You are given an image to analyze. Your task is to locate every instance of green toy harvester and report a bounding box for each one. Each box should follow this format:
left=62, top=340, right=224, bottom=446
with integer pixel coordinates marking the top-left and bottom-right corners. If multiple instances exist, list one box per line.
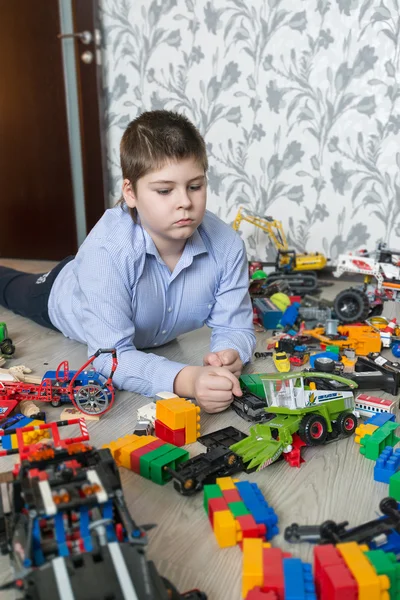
left=0, top=322, right=15, bottom=358
left=231, top=372, right=358, bottom=470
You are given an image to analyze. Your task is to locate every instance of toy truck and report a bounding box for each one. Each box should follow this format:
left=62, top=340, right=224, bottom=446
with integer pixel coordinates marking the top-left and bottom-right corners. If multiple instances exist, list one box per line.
left=231, top=372, right=358, bottom=470
left=333, top=242, right=400, bottom=322
left=0, top=322, right=15, bottom=358
left=0, top=420, right=207, bottom=600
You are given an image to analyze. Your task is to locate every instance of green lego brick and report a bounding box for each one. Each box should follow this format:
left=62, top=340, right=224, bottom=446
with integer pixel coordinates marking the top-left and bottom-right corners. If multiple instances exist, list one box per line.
left=139, top=443, right=176, bottom=479
left=228, top=501, right=250, bottom=518
left=389, top=471, right=400, bottom=504
left=203, top=484, right=223, bottom=514
left=325, top=345, right=340, bottom=354
left=365, top=550, right=400, bottom=600
left=148, top=447, right=189, bottom=485
left=360, top=421, right=400, bottom=460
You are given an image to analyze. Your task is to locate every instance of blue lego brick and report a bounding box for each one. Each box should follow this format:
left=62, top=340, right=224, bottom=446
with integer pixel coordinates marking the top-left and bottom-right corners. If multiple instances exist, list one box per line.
left=283, top=558, right=316, bottom=600
left=32, top=517, right=45, bottom=567
left=54, top=512, right=69, bottom=557
left=374, top=446, right=400, bottom=483
left=1, top=415, right=34, bottom=450
left=365, top=412, right=396, bottom=427
left=234, top=481, right=279, bottom=540
left=102, top=499, right=117, bottom=542
left=80, top=505, right=93, bottom=552
left=369, top=528, right=400, bottom=553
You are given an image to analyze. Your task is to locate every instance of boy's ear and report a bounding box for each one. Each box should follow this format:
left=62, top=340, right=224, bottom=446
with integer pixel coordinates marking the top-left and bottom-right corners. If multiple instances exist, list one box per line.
left=122, top=179, right=136, bottom=208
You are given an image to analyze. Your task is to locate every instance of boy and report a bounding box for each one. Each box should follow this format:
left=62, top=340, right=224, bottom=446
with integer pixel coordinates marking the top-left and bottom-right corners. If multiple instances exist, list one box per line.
left=0, top=110, right=255, bottom=413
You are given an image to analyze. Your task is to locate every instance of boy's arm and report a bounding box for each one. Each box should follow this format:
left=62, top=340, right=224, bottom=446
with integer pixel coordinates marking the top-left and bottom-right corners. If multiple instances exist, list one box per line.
left=75, top=244, right=187, bottom=397
left=205, top=236, right=256, bottom=363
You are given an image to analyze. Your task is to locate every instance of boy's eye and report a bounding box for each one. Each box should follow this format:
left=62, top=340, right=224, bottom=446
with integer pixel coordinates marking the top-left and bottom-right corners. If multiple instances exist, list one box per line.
left=189, top=184, right=202, bottom=191
left=156, top=189, right=171, bottom=195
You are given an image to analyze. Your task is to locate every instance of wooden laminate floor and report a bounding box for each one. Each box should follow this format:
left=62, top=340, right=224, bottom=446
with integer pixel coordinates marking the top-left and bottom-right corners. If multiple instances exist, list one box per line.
left=0, top=259, right=399, bottom=600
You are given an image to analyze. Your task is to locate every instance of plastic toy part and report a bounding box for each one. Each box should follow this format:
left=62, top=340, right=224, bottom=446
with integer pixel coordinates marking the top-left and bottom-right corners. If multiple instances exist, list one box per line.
left=0, top=322, right=15, bottom=358
left=204, top=477, right=278, bottom=549
left=155, top=398, right=201, bottom=446
left=359, top=421, right=400, bottom=460
left=392, top=343, right=400, bottom=358
left=104, top=434, right=189, bottom=485
left=197, top=426, right=248, bottom=450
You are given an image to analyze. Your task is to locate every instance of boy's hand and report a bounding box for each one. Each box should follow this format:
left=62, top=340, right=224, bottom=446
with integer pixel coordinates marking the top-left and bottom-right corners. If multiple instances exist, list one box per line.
left=203, top=349, right=243, bottom=378
left=173, top=365, right=242, bottom=414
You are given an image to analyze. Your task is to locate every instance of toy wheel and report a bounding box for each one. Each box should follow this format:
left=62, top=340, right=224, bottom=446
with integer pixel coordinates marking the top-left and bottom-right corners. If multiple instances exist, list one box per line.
left=379, top=497, right=398, bottom=515
left=314, top=357, right=335, bottom=373
left=298, top=414, right=328, bottom=446
left=224, top=453, right=239, bottom=467
left=0, top=338, right=15, bottom=356
left=333, top=288, right=370, bottom=323
left=369, top=303, right=384, bottom=317
left=51, top=399, right=61, bottom=408
left=74, top=384, right=109, bottom=415
left=336, top=412, right=357, bottom=436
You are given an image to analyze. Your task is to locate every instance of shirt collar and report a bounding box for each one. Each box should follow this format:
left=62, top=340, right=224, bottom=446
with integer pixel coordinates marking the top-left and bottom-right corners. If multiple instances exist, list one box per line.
left=142, top=225, right=208, bottom=260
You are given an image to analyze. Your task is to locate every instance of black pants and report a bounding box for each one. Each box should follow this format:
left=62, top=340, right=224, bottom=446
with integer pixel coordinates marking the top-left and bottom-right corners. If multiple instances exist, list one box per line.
left=0, top=256, right=74, bottom=330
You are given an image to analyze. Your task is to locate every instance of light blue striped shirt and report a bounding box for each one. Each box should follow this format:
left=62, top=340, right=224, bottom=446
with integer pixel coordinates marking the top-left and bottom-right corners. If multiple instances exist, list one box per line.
left=48, top=206, right=256, bottom=397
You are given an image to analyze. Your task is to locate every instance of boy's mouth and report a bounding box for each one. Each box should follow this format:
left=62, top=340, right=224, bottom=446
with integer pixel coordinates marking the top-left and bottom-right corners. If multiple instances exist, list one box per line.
left=174, top=218, right=193, bottom=226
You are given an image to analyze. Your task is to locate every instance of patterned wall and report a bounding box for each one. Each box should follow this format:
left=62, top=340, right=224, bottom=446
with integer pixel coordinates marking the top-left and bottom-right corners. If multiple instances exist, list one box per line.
left=100, top=0, right=400, bottom=263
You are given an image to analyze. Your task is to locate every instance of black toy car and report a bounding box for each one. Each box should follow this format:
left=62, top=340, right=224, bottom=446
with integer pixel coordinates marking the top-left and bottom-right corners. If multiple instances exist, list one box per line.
left=231, top=391, right=272, bottom=423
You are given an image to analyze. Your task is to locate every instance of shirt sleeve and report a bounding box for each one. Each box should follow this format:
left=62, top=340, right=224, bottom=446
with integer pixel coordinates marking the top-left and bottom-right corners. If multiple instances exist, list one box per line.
left=206, top=235, right=256, bottom=363
left=75, top=244, right=187, bottom=397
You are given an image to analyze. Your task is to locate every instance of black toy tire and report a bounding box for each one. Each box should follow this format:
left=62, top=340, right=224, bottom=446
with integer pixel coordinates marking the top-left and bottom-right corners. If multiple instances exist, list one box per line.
left=298, top=414, right=328, bottom=446
left=336, top=412, right=357, bottom=436
left=369, top=304, right=384, bottom=317
left=379, top=496, right=398, bottom=515
left=314, top=357, right=335, bottom=373
left=0, top=339, right=15, bottom=356
left=333, top=288, right=370, bottom=323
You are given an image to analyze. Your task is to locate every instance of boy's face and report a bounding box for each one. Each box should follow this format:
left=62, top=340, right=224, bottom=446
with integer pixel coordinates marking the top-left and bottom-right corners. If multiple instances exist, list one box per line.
left=123, top=157, right=207, bottom=250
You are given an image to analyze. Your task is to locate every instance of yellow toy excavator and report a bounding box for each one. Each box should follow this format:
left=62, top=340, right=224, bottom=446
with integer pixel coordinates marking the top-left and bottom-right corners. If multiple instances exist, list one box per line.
left=233, top=206, right=327, bottom=272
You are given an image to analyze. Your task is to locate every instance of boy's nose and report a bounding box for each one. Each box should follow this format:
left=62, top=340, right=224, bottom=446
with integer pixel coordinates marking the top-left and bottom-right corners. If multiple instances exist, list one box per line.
left=178, top=191, right=192, bottom=208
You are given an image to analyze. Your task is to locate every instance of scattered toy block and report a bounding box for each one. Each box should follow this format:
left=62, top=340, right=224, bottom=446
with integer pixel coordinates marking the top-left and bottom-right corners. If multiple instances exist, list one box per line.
left=360, top=422, right=400, bottom=460
left=283, top=557, right=316, bottom=600
left=374, top=447, right=400, bottom=484
left=337, top=541, right=390, bottom=600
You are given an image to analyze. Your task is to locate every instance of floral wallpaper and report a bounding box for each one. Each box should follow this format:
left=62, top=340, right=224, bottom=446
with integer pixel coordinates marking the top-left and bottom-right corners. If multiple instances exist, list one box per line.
left=100, top=0, right=400, bottom=262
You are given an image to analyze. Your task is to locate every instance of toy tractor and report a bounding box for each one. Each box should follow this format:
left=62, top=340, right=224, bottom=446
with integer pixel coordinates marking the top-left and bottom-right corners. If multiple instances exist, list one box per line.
left=0, top=322, right=15, bottom=358
left=231, top=372, right=358, bottom=470
left=333, top=243, right=400, bottom=323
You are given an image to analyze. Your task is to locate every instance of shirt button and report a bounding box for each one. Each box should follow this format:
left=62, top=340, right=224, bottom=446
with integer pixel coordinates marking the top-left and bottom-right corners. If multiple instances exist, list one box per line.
left=162, top=330, right=167, bottom=334
left=168, top=307, right=172, bottom=312
left=154, top=343, right=158, bottom=346
left=208, top=303, right=212, bottom=308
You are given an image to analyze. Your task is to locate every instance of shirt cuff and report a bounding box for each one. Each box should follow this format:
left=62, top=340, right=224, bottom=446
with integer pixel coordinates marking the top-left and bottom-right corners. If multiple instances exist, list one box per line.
left=148, top=360, right=188, bottom=397
left=210, top=333, right=255, bottom=365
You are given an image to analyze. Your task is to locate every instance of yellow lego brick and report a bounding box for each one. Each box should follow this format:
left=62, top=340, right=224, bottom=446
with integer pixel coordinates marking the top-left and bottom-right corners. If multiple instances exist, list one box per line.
left=7, top=421, right=51, bottom=448
left=337, top=542, right=390, bottom=600
left=104, top=434, right=158, bottom=468
left=185, top=405, right=201, bottom=444
left=242, top=538, right=264, bottom=598
left=213, top=510, right=238, bottom=548
left=156, top=398, right=196, bottom=430
left=355, top=423, right=379, bottom=444
left=216, top=476, right=237, bottom=490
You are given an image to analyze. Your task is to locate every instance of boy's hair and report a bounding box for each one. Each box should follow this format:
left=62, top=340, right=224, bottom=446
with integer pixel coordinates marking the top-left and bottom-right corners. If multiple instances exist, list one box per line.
left=119, top=110, right=208, bottom=220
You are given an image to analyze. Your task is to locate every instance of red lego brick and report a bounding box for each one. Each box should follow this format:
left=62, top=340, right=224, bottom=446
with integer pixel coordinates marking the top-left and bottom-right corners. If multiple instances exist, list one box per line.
left=222, top=488, right=242, bottom=504
left=130, top=439, right=165, bottom=473
left=155, top=420, right=186, bottom=446
left=314, top=545, right=357, bottom=600
left=237, top=514, right=266, bottom=539
left=261, top=547, right=290, bottom=598
left=283, top=434, right=306, bottom=468
left=208, top=497, right=230, bottom=526
left=246, top=589, right=278, bottom=599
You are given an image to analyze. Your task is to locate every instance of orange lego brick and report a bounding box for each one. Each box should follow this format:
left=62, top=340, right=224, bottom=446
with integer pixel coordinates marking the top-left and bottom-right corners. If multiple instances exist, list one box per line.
left=213, top=510, right=239, bottom=548
left=337, top=542, right=390, bottom=600
left=242, top=538, right=266, bottom=598
left=104, top=434, right=158, bottom=468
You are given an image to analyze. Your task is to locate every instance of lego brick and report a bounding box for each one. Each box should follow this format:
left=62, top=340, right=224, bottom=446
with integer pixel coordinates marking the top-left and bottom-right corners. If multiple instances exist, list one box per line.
left=203, top=484, right=224, bottom=513
left=2, top=419, right=50, bottom=450
left=360, top=421, right=400, bottom=460
left=156, top=397, right=195, bottom=430
left=253, top=298, right=283, bottom=330
left=242, top=538, right=264, bottom=598
left=235, top=481, right=279, bottom=541
left=374, top=446, right=400, bottom=483
left=262, top=547, right=288, bottom=597
left=208, top=497, right=230, bottom=526
left=184, top=404, right=201, bottom=444
left=129, top=439, right=165, bottom=474
left=148, top=446, right=189, bottom=485
left=337, top=541, right=390, bottom=600
left=216, top=476, right=238, bottom=490
left=105, top=434, right=158, bottom=468
left=139, top=443, right=176, bottom=478
left=314, top=545, right=357, bottom=600
left=389, top=471, right=400, bottom=501
left=237, top=514, right=266, bottom=540
left=154, top=420, right=186, bottom=446
left=213, top=509, right=238, bottom=548
left=222, top=488, right=242, bottom=504
left=354, top=423, right=379, bottom=444
left=228, top=501, right=251, bottom=518
left=245, top=591, right=278, bottom=600
left=365, top=550, right=400, bottom=600
left=365, top=412, right=396, bottom=427
left=283, top=558, right=316, bottom=600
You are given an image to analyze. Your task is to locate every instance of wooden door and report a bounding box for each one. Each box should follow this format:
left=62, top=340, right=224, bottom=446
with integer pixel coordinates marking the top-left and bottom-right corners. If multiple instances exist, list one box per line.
left=0, top=0, right=107, bottom=260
